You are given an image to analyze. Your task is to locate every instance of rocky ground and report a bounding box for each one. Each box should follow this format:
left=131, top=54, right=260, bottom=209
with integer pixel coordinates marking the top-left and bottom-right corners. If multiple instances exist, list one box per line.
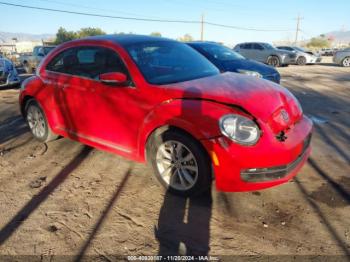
left=0, top=57, right=349, bottom=261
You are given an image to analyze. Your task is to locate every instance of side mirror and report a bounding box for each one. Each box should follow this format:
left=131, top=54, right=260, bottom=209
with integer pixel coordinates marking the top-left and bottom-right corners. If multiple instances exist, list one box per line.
left=38, top=53, right=45, bottom=57
left=99, top=72, right=128, bottom=86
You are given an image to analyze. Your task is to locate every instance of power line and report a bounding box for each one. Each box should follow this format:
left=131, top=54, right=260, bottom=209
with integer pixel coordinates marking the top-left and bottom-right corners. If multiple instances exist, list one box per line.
left=206, top=21, right=291, bottom=32
left=33, top=0, right=166, bottom=19
left=0, top=1, right=199, bottom=24
left=0, top=1, right=293, bottom=32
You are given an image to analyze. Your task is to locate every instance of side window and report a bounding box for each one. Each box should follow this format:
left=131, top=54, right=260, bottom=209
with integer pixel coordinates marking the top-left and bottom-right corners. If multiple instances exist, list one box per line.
left=244, top=43, right=252, bottom=50
left=46, top=46, right=128, bottom=79
left=46, top=48, right=76, bottom=74
left=253, top=44, right=264, bottom=50
left=33, top=47, right=39, bottom=56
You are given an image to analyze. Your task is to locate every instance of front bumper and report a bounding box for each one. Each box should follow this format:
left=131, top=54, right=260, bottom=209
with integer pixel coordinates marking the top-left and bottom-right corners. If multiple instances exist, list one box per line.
left=201, top=115, right=313, bottom=192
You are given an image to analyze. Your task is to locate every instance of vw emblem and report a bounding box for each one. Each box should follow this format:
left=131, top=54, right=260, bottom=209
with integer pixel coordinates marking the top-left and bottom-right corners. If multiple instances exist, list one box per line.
left=280, top=109, right=290, bottom=122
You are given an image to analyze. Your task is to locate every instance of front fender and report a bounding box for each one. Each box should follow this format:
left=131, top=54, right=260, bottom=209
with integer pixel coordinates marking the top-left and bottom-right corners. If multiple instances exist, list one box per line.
left=136, top=98, right=244, bottom=161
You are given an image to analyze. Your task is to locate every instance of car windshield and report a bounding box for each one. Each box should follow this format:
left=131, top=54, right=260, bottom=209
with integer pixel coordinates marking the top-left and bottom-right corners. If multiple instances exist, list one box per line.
left=261, top=43, right=276, bottom=50
left=126, top=41, right=219, bottom=85
left=197, top=43, right=245, bottom=61
left=43, top=47, right=55, bottom=55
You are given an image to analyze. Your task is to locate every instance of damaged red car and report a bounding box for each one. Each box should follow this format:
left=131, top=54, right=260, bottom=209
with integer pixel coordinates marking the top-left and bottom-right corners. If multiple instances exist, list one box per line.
left=19, top=35, right=313, bottom=196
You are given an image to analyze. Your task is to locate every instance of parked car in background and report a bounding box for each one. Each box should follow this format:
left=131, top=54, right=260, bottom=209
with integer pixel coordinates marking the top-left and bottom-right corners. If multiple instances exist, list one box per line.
left=320, top=48, right=336, bottom=56
left=187, top=41, right=280, bottom=83
left=20, top=35, right=312, bottom=196
left=333, top=48, right=350, bottom=67
left=234, top=42, right=297, bottom=67
left=20, top=45, right=56, bottom=73
left=0, top=57, right=20, bottom=88
left=1, top=51, right=21, bottom=66
left=277, top=46, right=322, bottom=65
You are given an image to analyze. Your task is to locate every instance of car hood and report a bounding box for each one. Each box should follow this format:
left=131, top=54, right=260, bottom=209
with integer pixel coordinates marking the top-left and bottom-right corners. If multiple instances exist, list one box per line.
left=164, top=72, right=302, bottom=133
left=221, top=59, right=278, bottom=76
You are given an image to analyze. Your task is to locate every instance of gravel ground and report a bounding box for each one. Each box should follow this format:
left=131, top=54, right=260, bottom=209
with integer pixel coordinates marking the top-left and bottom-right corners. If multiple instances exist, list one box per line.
left=0, top=58, right=349, bottom=260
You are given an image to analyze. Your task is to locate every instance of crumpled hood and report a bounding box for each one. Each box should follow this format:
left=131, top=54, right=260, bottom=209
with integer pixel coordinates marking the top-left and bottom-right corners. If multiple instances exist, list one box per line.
left=164, top=72, right=302, bottom=133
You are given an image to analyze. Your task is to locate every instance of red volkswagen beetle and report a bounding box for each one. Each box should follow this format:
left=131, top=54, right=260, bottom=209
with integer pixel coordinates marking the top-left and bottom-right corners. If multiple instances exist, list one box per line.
left=19, top=35, right=312, bottom=196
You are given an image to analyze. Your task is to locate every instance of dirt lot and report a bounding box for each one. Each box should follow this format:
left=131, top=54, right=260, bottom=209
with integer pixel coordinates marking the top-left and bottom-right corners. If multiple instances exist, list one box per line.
left=0, top=58, right=349, bottom=260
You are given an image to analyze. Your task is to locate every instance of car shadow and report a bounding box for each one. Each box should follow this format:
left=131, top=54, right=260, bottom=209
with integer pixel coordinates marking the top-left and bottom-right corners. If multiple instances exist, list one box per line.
left=75, top=167, right=133, bottom=261
left=0, top=115, right=29, bottom=146
left=155, top=190, right=212, bottom=256
left=155, top=86, right=215, bottom=256
left=0, top=146, right=92, bottom=245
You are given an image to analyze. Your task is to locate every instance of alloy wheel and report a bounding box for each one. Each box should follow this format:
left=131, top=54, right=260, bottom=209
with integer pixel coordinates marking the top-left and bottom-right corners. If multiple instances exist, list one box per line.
left=26, top=105, right=46, bottom=138
left=342, top=57, right=350, bottom=67
left=156, top=140, right=199, bottom=191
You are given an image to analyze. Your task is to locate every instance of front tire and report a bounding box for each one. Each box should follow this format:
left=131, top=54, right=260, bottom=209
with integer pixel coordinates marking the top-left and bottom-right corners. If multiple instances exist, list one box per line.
left=342, top=57, right=350, bottom=67
left=297, top=56, right=307, bottom=65
left=147, top=129, right=212, bottom=197
left=25, top=99, right=58, bottom=143
left=267, top=56, right=280, bottom=67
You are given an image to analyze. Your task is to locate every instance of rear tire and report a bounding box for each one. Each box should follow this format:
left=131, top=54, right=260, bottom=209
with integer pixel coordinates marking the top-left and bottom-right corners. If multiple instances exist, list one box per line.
left=267, top=56, right=280, bottom=67
left=297, top=56, right=307, bottom=65
left=25, top=99, right=58, bottom=143
left=342, top=57, right=350, bottom=67
left=147, top=128, right=212, bottom=197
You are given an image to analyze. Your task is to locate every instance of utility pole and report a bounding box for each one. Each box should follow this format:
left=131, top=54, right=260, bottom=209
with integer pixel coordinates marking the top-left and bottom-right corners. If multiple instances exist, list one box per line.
left=200, top=13, right=204, bottom=41
left=294, top=14, right=303, bottom=45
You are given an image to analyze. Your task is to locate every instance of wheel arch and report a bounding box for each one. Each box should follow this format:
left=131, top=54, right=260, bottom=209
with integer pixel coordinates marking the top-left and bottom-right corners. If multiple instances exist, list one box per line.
left=20, top=95, right=34, bottom=116
left=144, top=124, right=211, bottom=163
left=136, top=99, right=235, bottom=162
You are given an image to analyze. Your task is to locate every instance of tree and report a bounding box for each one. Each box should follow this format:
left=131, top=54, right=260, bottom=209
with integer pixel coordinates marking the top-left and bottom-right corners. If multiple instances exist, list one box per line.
left=177, top=33, right=194, bottom=42
left=77, top=27, right=106, bottom=38
left=150, top=32, right=162, bottom=37
left=306, top=37, right=331, bottom=49
left=54, top=27, right=77, bottom=44
left=54, top=27, right=106, bottom=44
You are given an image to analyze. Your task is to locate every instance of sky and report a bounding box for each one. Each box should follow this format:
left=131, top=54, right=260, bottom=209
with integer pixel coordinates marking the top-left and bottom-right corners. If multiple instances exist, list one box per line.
left=0, top=0, right=349, bottom=46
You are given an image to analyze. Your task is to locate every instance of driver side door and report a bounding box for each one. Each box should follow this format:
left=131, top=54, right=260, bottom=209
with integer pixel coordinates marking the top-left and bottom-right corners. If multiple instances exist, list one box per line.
left=45, top=45, right=142, bottom=156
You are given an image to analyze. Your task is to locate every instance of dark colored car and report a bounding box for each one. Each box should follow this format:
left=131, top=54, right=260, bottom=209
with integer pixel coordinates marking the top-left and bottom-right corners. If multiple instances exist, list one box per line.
left=188, top=42, right=280, bottom=84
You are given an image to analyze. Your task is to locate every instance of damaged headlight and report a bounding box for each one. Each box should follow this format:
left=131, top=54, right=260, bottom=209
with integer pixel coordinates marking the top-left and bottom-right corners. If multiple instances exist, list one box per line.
left=219, top=114, right=260, bottom=145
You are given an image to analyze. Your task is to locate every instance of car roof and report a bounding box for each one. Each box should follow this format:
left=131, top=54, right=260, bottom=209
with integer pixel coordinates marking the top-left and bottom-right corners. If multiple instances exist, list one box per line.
left=238, top=42, right=268, bottom=45
left=186, top=41, right=221, bottom=45
left=84, top=34, right=175, bottom=46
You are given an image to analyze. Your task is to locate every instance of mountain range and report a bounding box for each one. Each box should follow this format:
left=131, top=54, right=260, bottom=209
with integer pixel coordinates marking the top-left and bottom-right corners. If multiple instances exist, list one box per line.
left=1, top=29, right=350, bottom=44
left=0, top=31, right=54, bottom=42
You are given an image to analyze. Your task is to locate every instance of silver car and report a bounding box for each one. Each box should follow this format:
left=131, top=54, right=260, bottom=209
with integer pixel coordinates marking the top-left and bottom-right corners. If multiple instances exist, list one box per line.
left=0, top=57, right=20, bottom=88
left=234, top=42, right=297, bottom=67
left=277, top=46, right=322, bottom=65
left=333, top=48, right=350, bottom=67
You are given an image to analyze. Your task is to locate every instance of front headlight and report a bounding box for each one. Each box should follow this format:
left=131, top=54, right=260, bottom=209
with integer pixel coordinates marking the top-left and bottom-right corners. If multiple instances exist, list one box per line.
left=219, top=114, right=260, bottom=145
left=237, top=69, right=262, bottom=78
